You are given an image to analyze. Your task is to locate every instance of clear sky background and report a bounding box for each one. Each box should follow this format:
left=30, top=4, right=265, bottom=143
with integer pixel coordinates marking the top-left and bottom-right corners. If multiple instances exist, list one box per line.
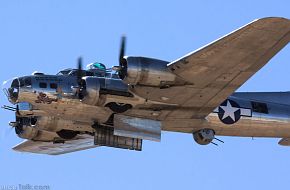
left=0, top=1, right=290, bottom=189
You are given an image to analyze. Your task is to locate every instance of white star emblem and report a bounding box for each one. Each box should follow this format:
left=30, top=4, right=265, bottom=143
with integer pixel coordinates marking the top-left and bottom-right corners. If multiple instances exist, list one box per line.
left=219, top=100, right=240, bottom=121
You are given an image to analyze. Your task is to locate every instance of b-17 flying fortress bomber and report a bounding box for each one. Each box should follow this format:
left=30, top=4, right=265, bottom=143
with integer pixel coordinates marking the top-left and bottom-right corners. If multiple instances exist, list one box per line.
left=2, top=17, right=290, bottom=155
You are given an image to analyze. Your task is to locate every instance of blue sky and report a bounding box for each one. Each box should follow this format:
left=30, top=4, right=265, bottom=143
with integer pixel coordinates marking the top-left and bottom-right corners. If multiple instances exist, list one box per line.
left=0, top=1, right=290, bottom=189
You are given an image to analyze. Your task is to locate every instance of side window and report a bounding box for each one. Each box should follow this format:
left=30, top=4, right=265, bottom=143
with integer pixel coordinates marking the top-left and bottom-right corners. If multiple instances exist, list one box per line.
left=39, top=82, right=47, bottom=88
left=251, top=101, right=269, bottom=114
left=50, top=83, right=58, bottom=89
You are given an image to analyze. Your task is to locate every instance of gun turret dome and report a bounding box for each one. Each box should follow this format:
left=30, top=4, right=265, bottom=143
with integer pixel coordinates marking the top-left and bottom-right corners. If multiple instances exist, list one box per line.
left=86, top=62, right=106, bottom=71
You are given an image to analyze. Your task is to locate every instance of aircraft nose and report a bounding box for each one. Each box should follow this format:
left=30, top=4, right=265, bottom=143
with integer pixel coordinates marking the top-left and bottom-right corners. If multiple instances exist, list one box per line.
left=2, top=78, right=20, bottom=104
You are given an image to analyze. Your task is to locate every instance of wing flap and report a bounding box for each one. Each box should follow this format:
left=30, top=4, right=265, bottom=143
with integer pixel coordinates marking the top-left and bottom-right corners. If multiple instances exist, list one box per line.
left=13, top=134, right=98, bottom=155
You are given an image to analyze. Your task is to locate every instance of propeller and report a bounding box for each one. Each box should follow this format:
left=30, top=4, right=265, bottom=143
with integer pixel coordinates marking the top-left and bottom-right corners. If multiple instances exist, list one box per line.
left=77, top=57, right=83, bottom=85
left=113, top=36, right=128, bottom=79
left=76, top=36, right=128, bottom=98
left=76, top=57, right=85, bottom=99
left=119, top=36, right=126, bottom=66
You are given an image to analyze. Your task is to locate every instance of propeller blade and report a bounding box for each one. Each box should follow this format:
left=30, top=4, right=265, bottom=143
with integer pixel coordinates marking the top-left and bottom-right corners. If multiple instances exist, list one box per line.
left=117, top=36, right=128, bottom=79
left=77, top=57, right=83, bottom=84
left=16, top=104, right=20, bottom=115
left=76, top=57, right=85, bottom=99
left=119, top=36, right=126, bottom=67
left=78, top=57, right=82, bottom=70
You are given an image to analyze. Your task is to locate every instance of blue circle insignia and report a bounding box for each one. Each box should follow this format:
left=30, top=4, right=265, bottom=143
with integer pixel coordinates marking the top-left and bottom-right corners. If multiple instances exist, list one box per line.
left=218, top=99, right=241, bottom=125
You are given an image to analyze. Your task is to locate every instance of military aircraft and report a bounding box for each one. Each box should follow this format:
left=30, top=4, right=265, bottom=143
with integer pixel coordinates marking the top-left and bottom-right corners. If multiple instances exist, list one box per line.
left=2, top=17, right=290, bottom=155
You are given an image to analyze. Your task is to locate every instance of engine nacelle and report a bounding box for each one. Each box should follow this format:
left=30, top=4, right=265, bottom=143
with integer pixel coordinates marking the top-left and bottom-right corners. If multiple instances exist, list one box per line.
left=14, top=117, right=38, bottom=140
left=81, top=76, right=101, bottom=105
left=15, top=125, right=39, bottom=140
left=120, top=56, right=177, bottom=87
left=14, top=116, right=59, bottom=141
left=193, top=129, right=215, bottom=145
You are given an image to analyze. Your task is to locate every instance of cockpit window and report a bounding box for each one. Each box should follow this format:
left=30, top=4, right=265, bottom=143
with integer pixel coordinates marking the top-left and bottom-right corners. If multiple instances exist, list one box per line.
left=69, top=70, right=81, bottom=76
left=56, top=62, right=121, bottom=78
left=57, top=69, right=72, bottom=75
left=15, top=77, right=32, bottom=87
left=68, top=70, right=95, bottom=76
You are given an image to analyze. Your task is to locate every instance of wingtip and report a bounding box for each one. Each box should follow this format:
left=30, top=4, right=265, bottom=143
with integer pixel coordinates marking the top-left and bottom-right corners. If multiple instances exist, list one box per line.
left=255, top=17, right=290, bottom=23
left=250, top=17, right=290, bottom=37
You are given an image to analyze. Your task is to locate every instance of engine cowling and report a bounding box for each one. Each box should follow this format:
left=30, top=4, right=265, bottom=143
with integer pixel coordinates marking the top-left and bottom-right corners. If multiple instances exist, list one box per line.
left=81, top=76, right=101, bottom=105
left=119, top=56, right=177, bottom=87
left=14, top=117, right=38, bottom=139
left=193, top=129, right=215, bottom=145
left=15, top=125, right=39, bottom=140
left=14, top=116, right=59, bottom=141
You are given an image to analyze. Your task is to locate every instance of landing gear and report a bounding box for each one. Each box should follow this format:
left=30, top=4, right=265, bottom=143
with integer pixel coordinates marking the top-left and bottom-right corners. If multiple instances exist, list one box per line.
left=193, top=129, right=224, bottom=146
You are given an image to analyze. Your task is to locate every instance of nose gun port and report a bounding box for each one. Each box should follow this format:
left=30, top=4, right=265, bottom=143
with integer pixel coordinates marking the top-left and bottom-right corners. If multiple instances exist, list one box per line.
left=2, top=78, right=20, bottom=104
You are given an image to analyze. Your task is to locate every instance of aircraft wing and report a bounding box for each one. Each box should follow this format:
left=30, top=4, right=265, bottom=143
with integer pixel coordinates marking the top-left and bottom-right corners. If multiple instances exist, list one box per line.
left=165, top=17, right=290, bottom=119
left=12, top=134, right=98, bottom=155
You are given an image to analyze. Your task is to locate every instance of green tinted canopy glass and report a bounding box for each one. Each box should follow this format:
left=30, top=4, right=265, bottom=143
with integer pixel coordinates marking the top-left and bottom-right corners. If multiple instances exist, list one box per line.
left=93, top=63, right=106, bottom=70
left=87, top=62, right=106, bottom=70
